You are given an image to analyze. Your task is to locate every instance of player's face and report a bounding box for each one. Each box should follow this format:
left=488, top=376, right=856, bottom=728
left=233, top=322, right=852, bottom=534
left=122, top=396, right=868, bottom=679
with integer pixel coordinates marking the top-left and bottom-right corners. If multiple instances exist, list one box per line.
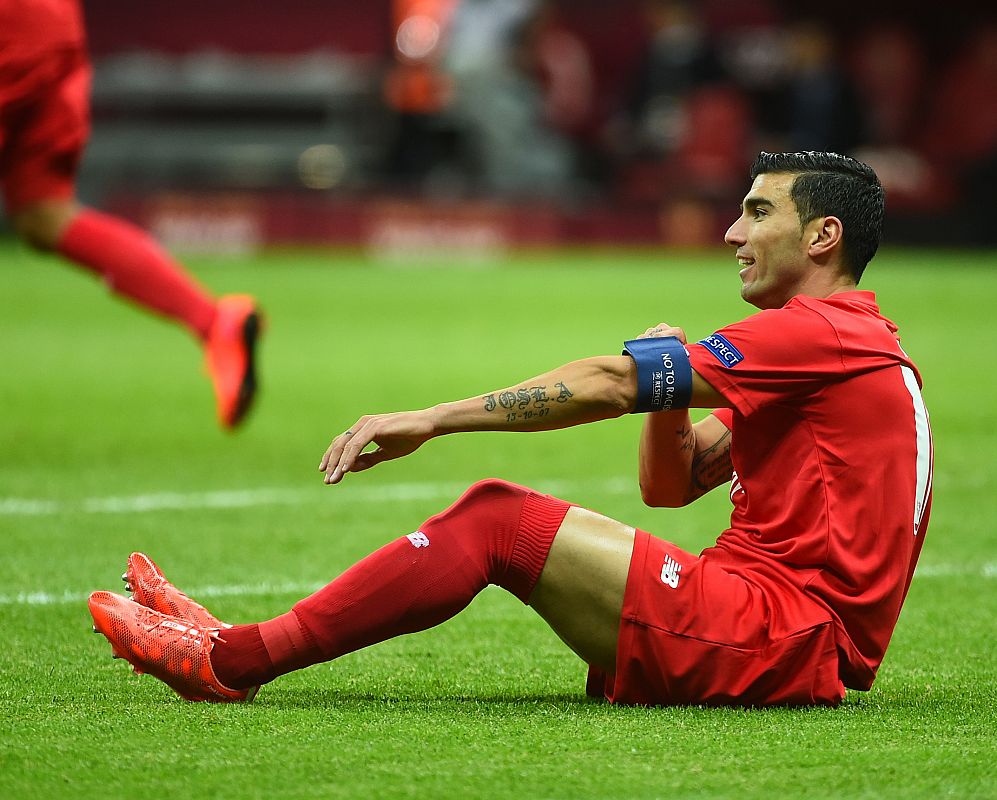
left=724, top=173, right=811, bottom=309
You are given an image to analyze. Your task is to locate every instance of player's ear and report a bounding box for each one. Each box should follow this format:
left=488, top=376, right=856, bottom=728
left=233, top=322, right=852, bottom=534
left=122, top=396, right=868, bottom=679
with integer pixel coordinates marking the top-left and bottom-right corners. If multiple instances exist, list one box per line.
left=807, top=215, right=843, bottom=260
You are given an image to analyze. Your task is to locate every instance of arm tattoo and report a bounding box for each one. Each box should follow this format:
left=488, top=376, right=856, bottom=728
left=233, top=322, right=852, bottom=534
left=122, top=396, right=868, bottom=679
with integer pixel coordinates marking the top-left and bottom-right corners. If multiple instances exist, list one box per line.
left=676, top=423, right=695, bottom=454
left=483, top=383, right=573, bottom=421
left=686, top=429, right=733, bottom=502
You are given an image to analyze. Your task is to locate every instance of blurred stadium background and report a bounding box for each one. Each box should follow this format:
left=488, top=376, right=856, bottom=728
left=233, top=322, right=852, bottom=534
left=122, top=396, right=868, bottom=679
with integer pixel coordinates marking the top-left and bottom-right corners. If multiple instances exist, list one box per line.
left=12, top=0, right=994, bottom=258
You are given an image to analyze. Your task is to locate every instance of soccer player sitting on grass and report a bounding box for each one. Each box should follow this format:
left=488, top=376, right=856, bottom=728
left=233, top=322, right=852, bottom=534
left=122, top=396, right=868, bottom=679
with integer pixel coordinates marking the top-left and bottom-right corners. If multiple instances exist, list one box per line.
left=89, top=151, right=933, bottom=706
left=0, top=0, right=261, bottom=428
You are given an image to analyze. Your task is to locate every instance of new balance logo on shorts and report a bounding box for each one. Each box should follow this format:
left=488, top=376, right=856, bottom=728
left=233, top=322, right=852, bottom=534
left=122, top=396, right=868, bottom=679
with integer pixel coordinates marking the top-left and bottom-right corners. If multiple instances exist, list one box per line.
left=730, top=469, right=745, bottom=501
left=660, top=555, right=682, bottom=589
left=406, top=531, right=430, bottom=548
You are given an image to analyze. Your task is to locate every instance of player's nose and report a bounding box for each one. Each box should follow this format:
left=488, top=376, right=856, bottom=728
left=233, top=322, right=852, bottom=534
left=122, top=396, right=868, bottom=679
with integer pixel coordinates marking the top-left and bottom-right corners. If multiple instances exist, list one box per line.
left=724, top=217, right=746, bottom=248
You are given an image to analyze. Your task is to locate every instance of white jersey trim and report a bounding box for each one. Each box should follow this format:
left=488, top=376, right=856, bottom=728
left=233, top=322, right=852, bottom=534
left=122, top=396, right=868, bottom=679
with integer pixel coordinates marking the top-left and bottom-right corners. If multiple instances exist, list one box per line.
left=900, top=365, right=932, bottom=536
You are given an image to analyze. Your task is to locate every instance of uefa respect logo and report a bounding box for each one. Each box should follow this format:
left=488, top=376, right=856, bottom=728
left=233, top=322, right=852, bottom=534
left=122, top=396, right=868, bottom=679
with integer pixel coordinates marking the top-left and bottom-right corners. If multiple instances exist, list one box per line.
left=698, top=333, right=744, bottom=368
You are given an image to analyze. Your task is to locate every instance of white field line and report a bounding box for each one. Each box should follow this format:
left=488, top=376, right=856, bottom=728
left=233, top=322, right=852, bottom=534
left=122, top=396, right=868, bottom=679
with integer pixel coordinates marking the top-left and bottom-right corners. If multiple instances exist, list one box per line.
left=0, top=477, right=637, bottom=518
left=1, top=581, right=326, bottom=608
left=0, top=563, right=993, bottom=608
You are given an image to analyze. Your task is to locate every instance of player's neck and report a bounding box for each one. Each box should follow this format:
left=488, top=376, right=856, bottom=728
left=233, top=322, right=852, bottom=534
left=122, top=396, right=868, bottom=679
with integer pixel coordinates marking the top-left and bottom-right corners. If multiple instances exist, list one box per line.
left=798, top=264, right=857, bottom=302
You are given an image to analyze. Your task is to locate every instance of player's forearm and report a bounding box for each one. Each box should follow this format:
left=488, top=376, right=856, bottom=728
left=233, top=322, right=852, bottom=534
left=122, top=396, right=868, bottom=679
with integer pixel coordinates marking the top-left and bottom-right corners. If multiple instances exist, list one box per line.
left=638, top=411, right=696, bottom=507
left=427, top=356, right=637, bottom=435
left=640, top=412, right=734, bottom=507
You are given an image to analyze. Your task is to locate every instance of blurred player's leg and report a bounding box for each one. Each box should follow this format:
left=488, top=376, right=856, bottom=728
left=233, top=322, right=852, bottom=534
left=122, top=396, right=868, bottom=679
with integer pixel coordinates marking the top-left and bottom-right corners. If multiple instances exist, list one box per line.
left=3, top=44, right=261, bottom=428
left=14, top=200, right=262, bottom=428
left=4, top=45, right=217, bottom=338
left=24, top=202, right=219, bottom=338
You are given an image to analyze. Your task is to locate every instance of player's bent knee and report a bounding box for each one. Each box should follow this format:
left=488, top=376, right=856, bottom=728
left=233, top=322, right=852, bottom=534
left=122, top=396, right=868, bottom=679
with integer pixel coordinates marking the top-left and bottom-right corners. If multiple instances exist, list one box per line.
left=12, top=215, right=57, bottom=251
left=444, top=478, right=530, bottom=516
left=459, top=478, right=530, bottom=506
left=421, top=479, right=531, bottom=539
left=11, top=202, right=79, bottom=251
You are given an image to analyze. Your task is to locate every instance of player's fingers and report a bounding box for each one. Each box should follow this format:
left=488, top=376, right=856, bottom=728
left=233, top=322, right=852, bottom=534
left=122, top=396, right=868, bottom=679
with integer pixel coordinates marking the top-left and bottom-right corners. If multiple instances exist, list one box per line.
left=327, top=438, right=393, bottom=484
left=319, top=441, right=337, bottom=471
left=326, top=425, right=377, bottom=484
left=637, top=323, right=687, bottom=344
left=322, top=421, right=370, bottom=483
left=319, top=427, right=356, bottom=471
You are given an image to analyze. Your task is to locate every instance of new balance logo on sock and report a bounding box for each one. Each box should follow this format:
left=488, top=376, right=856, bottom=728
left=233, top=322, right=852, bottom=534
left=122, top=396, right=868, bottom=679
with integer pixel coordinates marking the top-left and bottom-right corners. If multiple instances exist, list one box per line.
left=660, top=555, right=682, bottom=589
left=406, top=531, right=430, bottom=548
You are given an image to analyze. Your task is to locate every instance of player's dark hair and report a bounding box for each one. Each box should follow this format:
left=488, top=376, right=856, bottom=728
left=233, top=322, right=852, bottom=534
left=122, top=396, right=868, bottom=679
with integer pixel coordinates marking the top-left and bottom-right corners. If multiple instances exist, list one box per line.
left=750, top=151, right=885, bottom=282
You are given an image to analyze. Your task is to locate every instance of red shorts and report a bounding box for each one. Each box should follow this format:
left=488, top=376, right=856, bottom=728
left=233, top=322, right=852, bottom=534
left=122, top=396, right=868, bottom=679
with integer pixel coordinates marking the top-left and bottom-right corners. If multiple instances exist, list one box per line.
left=0, top=45, right=91, bottom=213
left=588, top=530, right=845, bottom=707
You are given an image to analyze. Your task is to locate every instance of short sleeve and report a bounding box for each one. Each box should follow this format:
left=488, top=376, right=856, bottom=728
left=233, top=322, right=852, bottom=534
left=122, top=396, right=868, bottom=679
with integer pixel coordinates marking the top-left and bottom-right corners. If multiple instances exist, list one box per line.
left=711, top=407, right=735, bottom=430
left=688, top=304, right=845, bottom=415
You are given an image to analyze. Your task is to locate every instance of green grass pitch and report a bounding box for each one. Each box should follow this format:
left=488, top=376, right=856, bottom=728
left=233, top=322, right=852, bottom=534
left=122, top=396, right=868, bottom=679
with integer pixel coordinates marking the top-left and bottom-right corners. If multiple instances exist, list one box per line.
left=1, top=240, right=995, bottom=799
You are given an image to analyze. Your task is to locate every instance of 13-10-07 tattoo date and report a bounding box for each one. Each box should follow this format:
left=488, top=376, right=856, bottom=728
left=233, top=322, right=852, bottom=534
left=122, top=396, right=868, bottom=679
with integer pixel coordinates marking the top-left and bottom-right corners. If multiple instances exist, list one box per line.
left=483, top=382, right=573, bottom=423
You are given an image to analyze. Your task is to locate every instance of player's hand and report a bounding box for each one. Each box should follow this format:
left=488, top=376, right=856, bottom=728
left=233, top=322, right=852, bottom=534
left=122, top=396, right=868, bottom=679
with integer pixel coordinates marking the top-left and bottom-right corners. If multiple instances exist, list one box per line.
left=319, top=410, right=437, bottom=485
left=636, top=323, right=687, bottom=343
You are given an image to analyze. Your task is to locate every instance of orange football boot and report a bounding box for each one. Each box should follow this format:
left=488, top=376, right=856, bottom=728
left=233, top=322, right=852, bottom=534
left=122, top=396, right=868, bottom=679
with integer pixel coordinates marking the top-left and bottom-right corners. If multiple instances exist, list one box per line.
left=123, top=552, right=229, bottom=630
left=88, top=591, right=258, bottom=703
left=205, top=294, right=261, bottom=429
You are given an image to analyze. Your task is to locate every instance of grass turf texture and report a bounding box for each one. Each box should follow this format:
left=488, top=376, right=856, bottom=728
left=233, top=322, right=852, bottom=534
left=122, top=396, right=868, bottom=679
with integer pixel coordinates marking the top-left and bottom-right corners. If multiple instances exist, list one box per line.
left=1, top=240, right=995, bottom=799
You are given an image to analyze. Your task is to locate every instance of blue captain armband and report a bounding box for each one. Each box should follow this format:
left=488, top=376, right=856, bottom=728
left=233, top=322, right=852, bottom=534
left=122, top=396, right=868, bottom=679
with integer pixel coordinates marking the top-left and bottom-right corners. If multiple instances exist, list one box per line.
left=622, top=336, right=693, bottom=413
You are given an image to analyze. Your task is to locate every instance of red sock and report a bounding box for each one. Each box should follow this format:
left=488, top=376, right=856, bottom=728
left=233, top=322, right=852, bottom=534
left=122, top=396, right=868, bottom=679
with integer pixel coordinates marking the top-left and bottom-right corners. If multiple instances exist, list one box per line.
left=57, top=208, right=217, bottom=339
left=212, top=612, right=320, bottom=690
left=210, top=480, right=571, bottom=689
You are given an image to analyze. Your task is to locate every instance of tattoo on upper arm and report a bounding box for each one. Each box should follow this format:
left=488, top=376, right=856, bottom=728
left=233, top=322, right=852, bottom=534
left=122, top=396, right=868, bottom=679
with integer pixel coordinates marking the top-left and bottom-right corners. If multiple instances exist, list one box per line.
left=483, top=382, right=573, bottom=423
left=686, top=429, right=733, bottom=502
left=677, top=424, right=695, bottom=453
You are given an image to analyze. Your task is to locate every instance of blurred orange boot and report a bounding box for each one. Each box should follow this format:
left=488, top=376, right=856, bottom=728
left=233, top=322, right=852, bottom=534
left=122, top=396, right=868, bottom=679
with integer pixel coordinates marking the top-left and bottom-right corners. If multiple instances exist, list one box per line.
left=205, top=294, right=261, bottom=429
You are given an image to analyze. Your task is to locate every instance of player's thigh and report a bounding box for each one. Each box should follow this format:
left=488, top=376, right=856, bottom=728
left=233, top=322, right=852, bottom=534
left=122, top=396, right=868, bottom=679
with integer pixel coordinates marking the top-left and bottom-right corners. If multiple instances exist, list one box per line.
left=528, top=505, right=635, bottom=673
left=1, top=48, right=90, bottom=220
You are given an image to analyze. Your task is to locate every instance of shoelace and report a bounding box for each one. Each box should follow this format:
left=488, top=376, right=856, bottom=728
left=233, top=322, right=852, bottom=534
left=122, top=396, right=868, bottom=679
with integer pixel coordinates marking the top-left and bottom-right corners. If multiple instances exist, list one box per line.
left=135, top=606, right=221, bottom=649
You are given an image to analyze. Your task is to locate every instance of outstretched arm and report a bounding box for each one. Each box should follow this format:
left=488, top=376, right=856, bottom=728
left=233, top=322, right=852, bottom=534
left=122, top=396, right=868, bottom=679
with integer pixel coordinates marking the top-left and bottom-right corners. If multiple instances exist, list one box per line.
left=320, top=355, right=636, bottom=484
left=320, top=349, right=726, bottom=484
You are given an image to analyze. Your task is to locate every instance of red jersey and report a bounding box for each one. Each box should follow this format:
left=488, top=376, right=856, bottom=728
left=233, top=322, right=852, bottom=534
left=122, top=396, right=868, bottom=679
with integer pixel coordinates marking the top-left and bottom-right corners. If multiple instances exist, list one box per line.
left=687, top=291, right=933, bottom=690
left=0, top=0, right=85, bottom=57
